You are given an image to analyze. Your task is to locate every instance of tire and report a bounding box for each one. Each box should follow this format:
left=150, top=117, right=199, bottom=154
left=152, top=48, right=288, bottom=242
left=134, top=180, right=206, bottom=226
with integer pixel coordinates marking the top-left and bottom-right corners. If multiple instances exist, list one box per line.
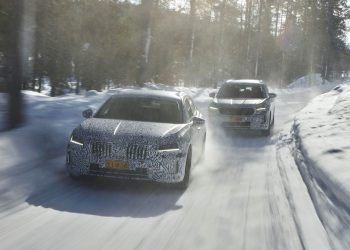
left=69, top=172, right=83, bottom=180
left=261, top=113, right=272, bottom=136
left=177, top=148, right=192, bottom=189
left=271, top=112, right=275, bottom=127
left=199, top=134, right=206, bottom=161
left=68, top=169, right=85, bottom=181
left=261, top=126, right=271, bottom=136
left=69, top=173, right=93, bottom=183
left=262, top=113, right=274, bottom=136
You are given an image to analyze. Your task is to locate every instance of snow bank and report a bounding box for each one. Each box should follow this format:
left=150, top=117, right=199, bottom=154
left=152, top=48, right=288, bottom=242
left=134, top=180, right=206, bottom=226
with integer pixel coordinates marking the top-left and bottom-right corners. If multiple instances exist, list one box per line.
left=276, top=132, right=331, bottom=250
left=293, top=84, right=350, bottom=210
left=276, top=84, right=350, bottom=248
left=85, top=90, right=100, bottom=97
left=288, top=74, right=326, bottom=88
left=287, top=73, right=345, bottom=91
left=0, top=91, right=109, bottom=171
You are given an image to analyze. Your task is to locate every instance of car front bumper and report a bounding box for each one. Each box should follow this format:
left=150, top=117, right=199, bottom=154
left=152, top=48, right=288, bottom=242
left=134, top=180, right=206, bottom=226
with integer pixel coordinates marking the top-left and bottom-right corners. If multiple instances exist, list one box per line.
left=66, top=143, right=187, bottom=183
left=208, top=108, right=270, bottom=130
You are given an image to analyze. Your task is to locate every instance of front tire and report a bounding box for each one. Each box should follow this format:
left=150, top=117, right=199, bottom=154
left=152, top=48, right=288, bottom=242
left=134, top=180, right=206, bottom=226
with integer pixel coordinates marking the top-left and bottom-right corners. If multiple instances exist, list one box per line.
left=199, top=134, right=206, bottom=161
left=261, top=126, right=271, bottom=136
left=177, top=148, right=192, bottom=189
left=69, top=172, right=83, bottom=181
left=67, top=167, right=84, bottom=181
left=262, top=113, right=274, bottom=136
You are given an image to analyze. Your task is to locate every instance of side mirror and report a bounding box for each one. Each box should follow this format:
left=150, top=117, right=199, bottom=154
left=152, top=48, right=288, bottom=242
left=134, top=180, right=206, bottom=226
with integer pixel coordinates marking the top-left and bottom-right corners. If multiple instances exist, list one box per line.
left=82, top=108, right=93, bottom=118
left=269, top=93, right=277, bottom=99
left=192, top=116, right=205, bottom=125
left=209, top=92, right=216, bottom=98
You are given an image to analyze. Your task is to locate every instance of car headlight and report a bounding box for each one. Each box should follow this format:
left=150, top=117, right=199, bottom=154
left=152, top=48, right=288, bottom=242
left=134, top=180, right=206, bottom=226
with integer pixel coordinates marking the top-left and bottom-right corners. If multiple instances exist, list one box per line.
left=255, top=103, right=269, bottom=114
left=209, top=102, right=219, bottom=110
left=159, top=143, right=179, bottom=152
left=70, top=133, right=84, bottom=146
left=255, top=107, right=267, bottom=114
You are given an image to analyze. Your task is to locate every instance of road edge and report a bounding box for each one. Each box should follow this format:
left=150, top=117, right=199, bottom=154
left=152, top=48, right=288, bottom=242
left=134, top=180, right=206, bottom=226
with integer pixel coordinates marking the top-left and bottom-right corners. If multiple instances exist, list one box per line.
left=276, top=128, right=332, bottom=250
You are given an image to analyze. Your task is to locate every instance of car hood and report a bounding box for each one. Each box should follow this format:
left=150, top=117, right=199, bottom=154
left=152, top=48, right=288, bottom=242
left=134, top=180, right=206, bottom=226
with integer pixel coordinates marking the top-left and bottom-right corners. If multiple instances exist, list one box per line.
left=79, top=118, right=188, bottom=140
left=215, top=98, right=267, bottom=106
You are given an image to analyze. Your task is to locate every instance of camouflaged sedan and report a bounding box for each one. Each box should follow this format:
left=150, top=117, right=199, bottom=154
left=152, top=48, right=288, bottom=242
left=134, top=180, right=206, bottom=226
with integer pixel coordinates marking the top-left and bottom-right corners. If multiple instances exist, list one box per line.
left=66, top=89, right=206, bottom=188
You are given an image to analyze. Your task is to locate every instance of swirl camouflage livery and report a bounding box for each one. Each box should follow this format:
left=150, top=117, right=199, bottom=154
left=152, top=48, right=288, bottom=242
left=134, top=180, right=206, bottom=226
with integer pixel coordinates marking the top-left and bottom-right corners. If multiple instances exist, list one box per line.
left=66, top=89, right=206, bottom=188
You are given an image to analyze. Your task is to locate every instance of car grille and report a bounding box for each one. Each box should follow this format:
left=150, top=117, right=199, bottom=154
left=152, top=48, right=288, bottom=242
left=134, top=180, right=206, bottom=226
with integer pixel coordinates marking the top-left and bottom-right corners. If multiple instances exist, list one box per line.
left=126, top=145, right=148, bottom=160
left=92, top=142, right=112, bottom=157
left=220, top=107, right=255, bottom=116
left=222, top=122, right=251, bottom=128
left=89, top=164, right=148, bottom=179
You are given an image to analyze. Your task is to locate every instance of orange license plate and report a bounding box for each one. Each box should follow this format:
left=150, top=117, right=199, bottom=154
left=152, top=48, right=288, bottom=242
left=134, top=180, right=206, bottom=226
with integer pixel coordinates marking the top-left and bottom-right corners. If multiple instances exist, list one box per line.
left=231, top=116, right=241, bottom=122
left=105, top=160, right=129, bottom=170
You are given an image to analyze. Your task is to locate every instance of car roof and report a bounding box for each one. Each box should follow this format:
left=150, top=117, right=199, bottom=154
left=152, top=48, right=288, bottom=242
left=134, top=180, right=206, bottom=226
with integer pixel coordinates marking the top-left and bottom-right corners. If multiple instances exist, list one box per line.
left=224, top=79, right=265, bottom=85
left=111, top=88, right=187, bottom=101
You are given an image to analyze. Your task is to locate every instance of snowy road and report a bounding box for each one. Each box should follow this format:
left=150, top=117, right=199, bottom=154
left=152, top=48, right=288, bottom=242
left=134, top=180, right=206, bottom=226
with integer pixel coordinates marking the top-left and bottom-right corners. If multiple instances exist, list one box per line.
left=0, top=88, right=334, bottom=249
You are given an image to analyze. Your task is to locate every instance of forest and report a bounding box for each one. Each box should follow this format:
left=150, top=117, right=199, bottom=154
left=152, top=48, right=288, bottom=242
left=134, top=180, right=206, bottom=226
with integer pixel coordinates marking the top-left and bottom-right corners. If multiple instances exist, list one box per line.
left=1, top=0, right=350, bottom=93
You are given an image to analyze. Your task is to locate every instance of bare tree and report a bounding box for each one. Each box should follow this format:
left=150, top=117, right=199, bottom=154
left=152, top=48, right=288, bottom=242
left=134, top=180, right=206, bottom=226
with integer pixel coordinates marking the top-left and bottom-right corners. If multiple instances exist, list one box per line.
left=189, top=0, right=196, bottom=65
left=254, top=0, right=263, bottom=78
left=244, top=0, right=253, bottom=77
left=136, top=0, right=159, bottom=85
left=8, top=0, right=24, bottom=129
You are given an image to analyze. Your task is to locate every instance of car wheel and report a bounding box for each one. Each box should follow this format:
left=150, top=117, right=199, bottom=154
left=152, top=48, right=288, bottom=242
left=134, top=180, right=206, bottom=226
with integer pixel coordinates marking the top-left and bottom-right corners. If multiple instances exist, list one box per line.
left=177, top=147, right=192, bottom=189
left=68, top=170, right=84, bottom=181
left=270, top=111, right=275, bottom=127
left=69, top=173, right=82, bottom=180
left=262, top=114, right=273, bottom=136
left=199, top=134, right=206, bottom=161
left=262, top=126, right=271, bottom=136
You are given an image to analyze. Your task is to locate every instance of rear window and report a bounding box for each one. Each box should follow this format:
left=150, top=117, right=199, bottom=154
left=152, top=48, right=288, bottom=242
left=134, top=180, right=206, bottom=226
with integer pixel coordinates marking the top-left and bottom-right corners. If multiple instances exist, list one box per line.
left=94, top=96, right=183, bottom=124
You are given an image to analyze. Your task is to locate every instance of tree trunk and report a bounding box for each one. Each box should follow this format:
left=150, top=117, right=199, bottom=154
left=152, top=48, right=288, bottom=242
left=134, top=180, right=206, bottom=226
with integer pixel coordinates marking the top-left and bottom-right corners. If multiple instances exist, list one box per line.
left=274, top=0, right=280, bottom=37
left=217, top=0, right=227, bottom=81
left=136, top=0, right=157, bottom=85
left=189, top=0, right=196, bottom=64
left=254, top=0, right=263, bottom=78
left=245, top=0, right=253, bottom=77
left=8, top=0, right=25, bottom=129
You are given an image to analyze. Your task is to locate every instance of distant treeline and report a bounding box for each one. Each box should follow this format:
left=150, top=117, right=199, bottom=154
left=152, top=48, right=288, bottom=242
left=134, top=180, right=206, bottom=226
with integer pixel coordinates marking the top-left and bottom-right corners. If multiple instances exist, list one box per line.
left=0, top=0, right=349, bottom=93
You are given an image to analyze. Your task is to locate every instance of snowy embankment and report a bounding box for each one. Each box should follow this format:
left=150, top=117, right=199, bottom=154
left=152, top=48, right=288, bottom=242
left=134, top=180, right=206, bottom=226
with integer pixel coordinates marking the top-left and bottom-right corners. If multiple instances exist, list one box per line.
left=287, top=73, right=343, bottom=89
left=278, top=83, right=350, bottom=249
left=294, top=84, right=350, bottom=209
left=0, top=91, right=109, bottom=173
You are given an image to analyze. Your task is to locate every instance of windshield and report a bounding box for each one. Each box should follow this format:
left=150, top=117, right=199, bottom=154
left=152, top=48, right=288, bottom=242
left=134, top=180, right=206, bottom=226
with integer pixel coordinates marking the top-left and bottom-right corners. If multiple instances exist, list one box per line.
left=217, top=84, right=267, bottom=99
left=94, top=96, right=183, bottom=124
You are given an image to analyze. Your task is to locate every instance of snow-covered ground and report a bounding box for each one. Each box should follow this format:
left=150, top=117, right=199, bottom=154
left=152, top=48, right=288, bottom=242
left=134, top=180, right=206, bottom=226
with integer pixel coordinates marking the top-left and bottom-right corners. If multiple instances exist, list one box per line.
left=0, top=82, right=346, bottom=250
left=287, top=74, right=343, bottom=89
